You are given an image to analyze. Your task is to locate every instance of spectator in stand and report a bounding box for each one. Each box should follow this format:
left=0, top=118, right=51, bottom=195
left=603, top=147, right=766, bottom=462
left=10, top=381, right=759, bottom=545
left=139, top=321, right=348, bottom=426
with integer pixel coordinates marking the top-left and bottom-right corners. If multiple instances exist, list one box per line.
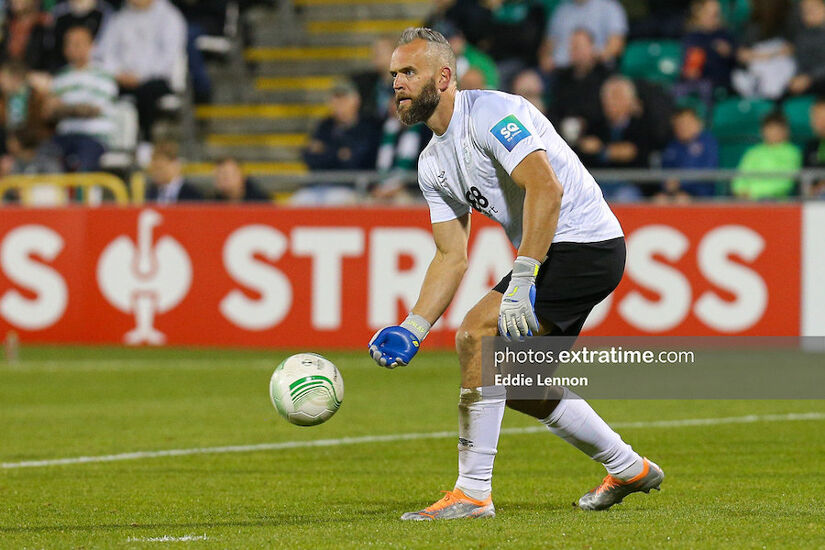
left=422, top=0, right=493, bottom=48
left=49, top=0, right=113, bottom=71
left=48, top=25, right=116, bottom=172
left=510, top=68, right=546, bottom=113
left=351, top=35, right=395, bottom=120
left=788, top=0, right=825, bottom=96
left=732, top=0, right=794, bottom=99
left=803, top=97, right=825, bottom=196
left=94, top=0, right=186, bottom=140
left=170, top=0, right=221, bottom=103
left=628, top=0, right=691, bottom=39
left=576, top=75, right=653, bottom=200
left=680, top=0, right=736, bottom=95
left=0, top=60, right=51, bottom=153
left=213, top=156, right=269, bottom=202
left=296, top=79, right=380, bottom=205
left=480, top=0, right=548, bottom=86
left=459, top=67, right=485, bottom=90
left=656, top=107, right=719, bottom=201
left=548, top=28, right=612, bottom=142
left=371, top=98, right=431, bottom=203
left=538, top=0, right=628, bottom=73
left=732, top=111, right=801, bottom=199
left=145, top=140, right=203, bottom=202
left=0, top=0, right=52, bottom=72
left=435, top=21, right=499, bottom=90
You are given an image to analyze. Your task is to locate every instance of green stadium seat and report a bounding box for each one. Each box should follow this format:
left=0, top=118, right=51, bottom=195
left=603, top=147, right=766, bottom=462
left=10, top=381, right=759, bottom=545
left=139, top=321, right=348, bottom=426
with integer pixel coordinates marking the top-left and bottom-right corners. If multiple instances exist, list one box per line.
left=719, top=142, right=754, bottom=168
left=711, top=98, right=775, bottom=142
left=620, top=40, right=683, bottom=84
left=782, top=95, right=816, bottom=143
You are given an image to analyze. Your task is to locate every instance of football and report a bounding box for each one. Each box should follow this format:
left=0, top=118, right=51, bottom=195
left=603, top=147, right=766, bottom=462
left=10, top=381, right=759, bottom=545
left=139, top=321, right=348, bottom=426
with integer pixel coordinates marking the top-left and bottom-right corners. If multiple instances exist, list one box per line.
left=269, top=353, right=344, bottom=426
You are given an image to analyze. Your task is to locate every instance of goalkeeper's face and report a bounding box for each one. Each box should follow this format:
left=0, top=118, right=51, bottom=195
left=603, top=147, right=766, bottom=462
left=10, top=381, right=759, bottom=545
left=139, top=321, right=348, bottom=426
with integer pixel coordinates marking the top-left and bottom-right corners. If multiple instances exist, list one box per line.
left=396, top=77, right=439, bottom=126
left=390, top=40, right=443, bottom=126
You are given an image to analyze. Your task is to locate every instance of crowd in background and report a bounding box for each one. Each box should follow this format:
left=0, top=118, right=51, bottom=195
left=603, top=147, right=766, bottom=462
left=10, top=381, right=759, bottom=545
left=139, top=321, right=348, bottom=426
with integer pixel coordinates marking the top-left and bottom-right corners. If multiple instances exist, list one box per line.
left=0, top=0, right=243, bottom=200
left=303, top=0, right=825, bottom=203
left=2, top=0, right=825, bottom=205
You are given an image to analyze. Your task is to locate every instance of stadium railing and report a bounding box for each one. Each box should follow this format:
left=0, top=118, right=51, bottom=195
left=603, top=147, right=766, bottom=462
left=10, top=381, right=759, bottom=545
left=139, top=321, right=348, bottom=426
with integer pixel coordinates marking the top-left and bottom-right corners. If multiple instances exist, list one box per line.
left=244, top=168, right=825, bottom=200
left=3, top=169, right=825, bottom=205
left=0, top=173, right=132, bottom=206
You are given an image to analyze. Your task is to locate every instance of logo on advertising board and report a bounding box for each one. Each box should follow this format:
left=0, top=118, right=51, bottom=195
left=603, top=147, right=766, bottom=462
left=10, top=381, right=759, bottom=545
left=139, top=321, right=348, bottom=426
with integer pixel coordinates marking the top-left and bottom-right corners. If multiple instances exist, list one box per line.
left=96, top=209, right=192, bottom=344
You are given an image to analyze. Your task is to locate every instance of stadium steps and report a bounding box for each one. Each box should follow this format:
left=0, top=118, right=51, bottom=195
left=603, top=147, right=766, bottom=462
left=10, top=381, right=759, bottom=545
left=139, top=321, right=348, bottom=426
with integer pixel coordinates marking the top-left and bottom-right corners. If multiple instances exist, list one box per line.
left=204, top=133, right=308, bottom=162
left=194, top=0, right=423, bottom=180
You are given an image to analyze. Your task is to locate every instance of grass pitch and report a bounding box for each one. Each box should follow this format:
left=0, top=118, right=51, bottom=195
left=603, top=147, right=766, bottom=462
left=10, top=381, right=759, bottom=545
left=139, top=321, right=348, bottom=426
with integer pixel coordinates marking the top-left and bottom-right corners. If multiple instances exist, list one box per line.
left=1, top=347, right=824, bottom=549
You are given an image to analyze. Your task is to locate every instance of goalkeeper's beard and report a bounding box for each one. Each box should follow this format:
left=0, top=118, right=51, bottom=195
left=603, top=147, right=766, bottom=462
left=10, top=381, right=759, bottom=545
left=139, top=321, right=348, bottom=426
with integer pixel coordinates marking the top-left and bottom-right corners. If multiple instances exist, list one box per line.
left=397, top=78, right=440, bottom=126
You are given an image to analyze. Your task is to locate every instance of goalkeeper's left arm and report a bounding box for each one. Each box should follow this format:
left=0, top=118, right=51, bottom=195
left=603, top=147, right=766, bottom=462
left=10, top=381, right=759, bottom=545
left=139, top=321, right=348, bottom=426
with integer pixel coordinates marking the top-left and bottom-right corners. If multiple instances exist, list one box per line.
left=368, top=213, right=470, bottom=368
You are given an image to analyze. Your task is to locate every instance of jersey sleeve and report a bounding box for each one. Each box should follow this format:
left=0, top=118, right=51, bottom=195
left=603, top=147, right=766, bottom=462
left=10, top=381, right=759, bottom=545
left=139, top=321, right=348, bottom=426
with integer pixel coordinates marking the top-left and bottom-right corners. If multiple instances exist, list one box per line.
left=470, top=95, right=547, bottom=175
left=418, top=167, right=470, bottom=224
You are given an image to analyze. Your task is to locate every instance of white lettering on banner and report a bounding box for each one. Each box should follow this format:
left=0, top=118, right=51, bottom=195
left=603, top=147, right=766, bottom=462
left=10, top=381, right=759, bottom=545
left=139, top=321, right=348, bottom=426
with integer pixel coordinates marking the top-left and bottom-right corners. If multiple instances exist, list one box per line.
left=97, top=210, right=192, bottom=345
left=446, top=227, right=513, bottom=328
left=619, top=225, right=692, bottom=332
left=220, top=225, right=291, bottom=331
left=0, top=225, right=67, bottom=330
left=368, top=228, right=435, bottom=328
left=292, top=228, right=364, bottom=330
left=694, top=225, right=767, bottom=332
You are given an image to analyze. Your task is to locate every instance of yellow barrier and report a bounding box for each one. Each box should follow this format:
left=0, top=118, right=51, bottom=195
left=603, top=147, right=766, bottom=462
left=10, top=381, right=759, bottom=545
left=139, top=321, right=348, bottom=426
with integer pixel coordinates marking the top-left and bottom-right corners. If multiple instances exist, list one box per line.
left=0, top=173, right=131, bottom=205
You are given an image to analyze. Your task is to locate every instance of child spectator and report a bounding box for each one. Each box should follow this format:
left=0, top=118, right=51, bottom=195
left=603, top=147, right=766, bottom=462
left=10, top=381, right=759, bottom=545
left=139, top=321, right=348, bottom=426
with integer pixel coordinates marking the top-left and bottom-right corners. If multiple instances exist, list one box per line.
left=49, top=25, right=116, bottom=172
left=658, top=107, right=719, bottom=200
left=681, top=0, right=736, bottom=91
left=732, top=112, right=801, bottom=199
left=50, top=0, right=113, bottom=71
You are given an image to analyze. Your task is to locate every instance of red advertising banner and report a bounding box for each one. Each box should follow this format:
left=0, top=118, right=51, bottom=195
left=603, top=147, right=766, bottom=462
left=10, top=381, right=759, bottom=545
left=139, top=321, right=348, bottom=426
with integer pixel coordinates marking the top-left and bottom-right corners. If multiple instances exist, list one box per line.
left=0, top=204, right=801, bottom=349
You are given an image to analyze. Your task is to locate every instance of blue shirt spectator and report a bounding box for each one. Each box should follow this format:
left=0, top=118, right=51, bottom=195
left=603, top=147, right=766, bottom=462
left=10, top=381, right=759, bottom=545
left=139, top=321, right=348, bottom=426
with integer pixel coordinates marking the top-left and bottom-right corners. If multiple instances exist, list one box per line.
left=539, top=0, right=628, bottom=72
left=660, top=107, right=719, bottom=198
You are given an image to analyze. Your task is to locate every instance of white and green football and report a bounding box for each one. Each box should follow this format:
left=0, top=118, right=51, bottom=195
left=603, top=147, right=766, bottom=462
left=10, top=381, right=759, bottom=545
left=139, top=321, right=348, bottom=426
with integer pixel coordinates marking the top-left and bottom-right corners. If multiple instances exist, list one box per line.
left=269, top=353, right=344, bottom=426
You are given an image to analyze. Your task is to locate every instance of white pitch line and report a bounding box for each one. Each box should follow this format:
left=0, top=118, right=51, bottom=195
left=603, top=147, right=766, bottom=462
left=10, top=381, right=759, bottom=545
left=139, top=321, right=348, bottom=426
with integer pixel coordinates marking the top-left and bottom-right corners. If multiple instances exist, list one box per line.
left=3, top=412, right=824, bottom=470
left=126, top=535, right=208, bottom=542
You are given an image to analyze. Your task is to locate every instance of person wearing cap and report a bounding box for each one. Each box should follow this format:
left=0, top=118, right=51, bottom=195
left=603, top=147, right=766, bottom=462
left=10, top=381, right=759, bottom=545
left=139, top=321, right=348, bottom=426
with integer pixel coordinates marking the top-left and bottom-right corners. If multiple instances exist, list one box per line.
left=295, top=79, right=381, bottom=205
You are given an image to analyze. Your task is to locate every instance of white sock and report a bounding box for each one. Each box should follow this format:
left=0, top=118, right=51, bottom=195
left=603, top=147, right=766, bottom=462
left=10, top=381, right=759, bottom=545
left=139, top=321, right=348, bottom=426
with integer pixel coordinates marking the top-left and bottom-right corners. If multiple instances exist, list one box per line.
left=541, top=388, right=642, bottom=479
left=454, top=386, right=506, bottom=500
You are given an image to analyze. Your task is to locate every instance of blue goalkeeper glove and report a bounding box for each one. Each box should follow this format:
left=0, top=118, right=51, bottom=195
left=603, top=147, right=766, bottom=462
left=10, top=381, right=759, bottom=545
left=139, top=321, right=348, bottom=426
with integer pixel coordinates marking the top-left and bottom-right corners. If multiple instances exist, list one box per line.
left=498, top=256, right=541, bottom=342
left=368, top=313, right=431, bottom=369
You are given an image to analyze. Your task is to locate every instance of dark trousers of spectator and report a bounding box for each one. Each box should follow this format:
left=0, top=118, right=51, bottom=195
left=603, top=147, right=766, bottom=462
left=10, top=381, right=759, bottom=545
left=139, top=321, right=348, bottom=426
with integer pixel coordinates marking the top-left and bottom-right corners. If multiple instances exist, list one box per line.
left=187, top=22, right=213, bottom=104
left=54, top=133, right=105, bottom=172
left=120, top=79, right=173, bottom=141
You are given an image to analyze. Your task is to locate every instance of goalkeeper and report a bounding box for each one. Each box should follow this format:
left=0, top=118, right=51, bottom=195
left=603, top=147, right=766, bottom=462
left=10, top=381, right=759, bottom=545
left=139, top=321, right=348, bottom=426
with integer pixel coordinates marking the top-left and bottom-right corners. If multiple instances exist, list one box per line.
left=369, top=27, right=663, bottom=520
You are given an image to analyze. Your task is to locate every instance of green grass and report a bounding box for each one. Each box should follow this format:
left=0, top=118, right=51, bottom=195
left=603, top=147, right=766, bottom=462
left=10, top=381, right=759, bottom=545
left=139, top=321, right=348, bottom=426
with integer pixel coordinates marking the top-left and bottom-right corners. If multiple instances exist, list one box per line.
left=1, top=347, right=824, bottom=549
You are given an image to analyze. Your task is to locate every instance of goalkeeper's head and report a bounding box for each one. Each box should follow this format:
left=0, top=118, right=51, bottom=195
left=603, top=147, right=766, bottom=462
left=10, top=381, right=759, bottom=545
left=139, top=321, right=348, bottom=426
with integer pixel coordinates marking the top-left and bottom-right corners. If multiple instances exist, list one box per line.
left=390, top=27, right=457, bottom=126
